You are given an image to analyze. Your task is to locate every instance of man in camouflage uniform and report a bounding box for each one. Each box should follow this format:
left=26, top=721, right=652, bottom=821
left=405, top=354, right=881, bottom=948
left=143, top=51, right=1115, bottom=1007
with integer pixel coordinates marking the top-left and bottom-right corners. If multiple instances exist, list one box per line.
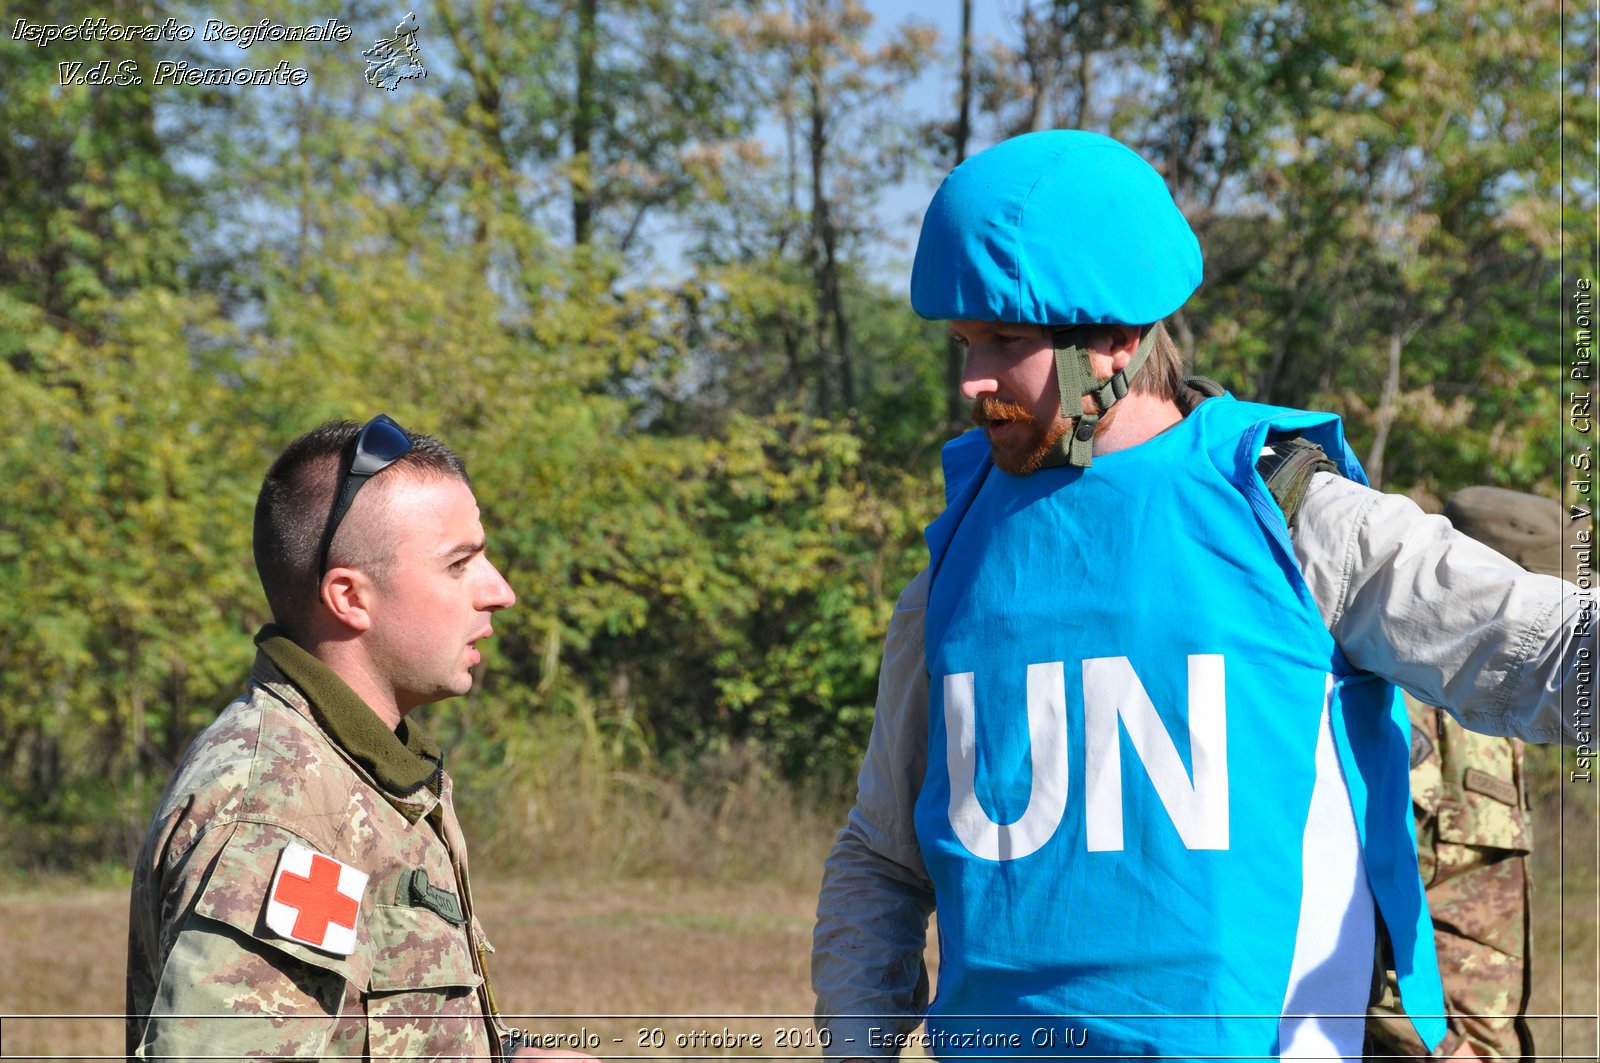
left=127, top=416, right=571, bottom=1061
left=1367, top=487, right=1562, bottom=1061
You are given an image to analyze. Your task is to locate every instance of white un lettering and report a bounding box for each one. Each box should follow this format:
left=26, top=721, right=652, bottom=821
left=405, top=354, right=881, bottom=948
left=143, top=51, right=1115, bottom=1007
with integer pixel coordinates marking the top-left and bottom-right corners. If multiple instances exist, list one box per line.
left=943, top=655, right=1229, bottom=860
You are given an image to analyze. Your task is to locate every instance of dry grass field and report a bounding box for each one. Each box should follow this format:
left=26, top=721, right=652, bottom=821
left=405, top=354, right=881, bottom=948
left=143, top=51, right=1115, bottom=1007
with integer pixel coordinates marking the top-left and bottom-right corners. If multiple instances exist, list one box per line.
left=1527, top=786, right=1600, bottom=1061
left=2, top=788, right=1595, bottom=1061
left=0, top=873, right=834, bottom=1061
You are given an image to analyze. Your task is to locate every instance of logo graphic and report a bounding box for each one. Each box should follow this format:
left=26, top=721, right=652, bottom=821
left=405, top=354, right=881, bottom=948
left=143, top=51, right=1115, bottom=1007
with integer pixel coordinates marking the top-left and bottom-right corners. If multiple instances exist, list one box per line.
left=363, top=11, right=426, bottom=91
left=941, top=654, right=1229, bottom=859
left=265, top=842, right=369, bottom=955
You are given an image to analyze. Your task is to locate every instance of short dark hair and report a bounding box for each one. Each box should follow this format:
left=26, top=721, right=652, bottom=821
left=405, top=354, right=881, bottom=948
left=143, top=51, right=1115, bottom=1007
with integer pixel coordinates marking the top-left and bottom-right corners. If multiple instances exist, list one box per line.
left=252, top=419, right=470, bottom=636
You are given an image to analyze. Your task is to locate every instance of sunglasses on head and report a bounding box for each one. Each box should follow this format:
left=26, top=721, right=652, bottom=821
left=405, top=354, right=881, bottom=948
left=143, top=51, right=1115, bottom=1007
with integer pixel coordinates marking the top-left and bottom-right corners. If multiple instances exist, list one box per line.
left=316, top=413, right=413, bottom=579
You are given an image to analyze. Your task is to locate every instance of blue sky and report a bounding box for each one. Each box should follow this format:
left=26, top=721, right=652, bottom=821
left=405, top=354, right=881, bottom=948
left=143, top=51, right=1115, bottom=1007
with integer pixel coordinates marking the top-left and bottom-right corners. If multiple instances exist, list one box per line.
left=630, top=1, right=1015, bottom=288
left=855, top=0, right=1012, bottom=288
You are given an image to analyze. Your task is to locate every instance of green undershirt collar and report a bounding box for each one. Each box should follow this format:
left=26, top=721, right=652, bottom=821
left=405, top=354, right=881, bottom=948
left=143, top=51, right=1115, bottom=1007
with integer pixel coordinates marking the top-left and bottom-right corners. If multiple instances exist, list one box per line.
left=254, top=625, right=443, bottom=798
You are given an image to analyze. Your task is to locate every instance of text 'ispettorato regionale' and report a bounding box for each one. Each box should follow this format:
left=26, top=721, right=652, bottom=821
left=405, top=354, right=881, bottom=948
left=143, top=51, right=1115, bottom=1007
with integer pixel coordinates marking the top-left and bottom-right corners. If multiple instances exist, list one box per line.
left=12, top=17, right=352, bottom=87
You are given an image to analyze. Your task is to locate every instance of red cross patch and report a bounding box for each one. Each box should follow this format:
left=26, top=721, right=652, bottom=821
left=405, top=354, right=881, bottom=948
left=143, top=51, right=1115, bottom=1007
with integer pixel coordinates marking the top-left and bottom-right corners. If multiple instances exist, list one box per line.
left=265, top=842, right=369, bottom=956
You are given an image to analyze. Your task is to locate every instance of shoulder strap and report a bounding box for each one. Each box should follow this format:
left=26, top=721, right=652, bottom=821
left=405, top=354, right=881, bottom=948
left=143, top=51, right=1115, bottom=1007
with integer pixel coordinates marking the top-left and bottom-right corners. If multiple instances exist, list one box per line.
left=1164, top=377, right=1346, bottom=527
left=1177, top=374, right=1226, bottom=416
left=1255, top=435, right=1339, bottom=529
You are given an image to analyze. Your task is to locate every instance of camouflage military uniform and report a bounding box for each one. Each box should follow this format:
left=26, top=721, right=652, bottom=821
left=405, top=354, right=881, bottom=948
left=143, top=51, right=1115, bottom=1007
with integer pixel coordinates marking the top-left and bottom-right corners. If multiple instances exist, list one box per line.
left=127, top=626, right=505, bottom=1060
left=1366, top=695, right=1533, bottom=1060
left=1367, top=486, right=1561, bottom=1061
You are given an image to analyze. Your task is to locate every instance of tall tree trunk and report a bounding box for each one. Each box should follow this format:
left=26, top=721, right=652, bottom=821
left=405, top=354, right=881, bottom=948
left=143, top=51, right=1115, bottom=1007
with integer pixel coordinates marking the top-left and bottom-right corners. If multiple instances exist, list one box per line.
left=783, top=320, right=807, bottom=412
left=573, top=0, right=599, bottom=247
left=131, top=678, right=144, bottom=803
left=946, top=0, right=974, bottom=428
left=165, top=656, right=189, bottom=765
left=807, top=7, right=834, bottom=417
left=778, top=80, right=807, bottom=411
left=1366, top=323, right=1407, bottom=490
left=1071, top=39, right=1092, bottom=128
left=434, top=4, right=507, bottom=257
left=1257, top=266, right=1314, bottom=403
left=824, top=222, right=854, bottom=410
left=1021, top=4, right=1053, bottom=132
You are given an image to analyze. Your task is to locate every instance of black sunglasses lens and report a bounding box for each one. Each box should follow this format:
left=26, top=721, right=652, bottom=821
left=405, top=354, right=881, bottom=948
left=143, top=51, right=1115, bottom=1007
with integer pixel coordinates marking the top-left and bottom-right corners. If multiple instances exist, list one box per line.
left=352, top=418, right=412, bottom=474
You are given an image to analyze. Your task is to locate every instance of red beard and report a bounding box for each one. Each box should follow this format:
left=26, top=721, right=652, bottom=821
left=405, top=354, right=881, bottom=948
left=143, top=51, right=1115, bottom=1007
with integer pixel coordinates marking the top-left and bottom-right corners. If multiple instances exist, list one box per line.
left=971, top=396, right=1071, bottom=475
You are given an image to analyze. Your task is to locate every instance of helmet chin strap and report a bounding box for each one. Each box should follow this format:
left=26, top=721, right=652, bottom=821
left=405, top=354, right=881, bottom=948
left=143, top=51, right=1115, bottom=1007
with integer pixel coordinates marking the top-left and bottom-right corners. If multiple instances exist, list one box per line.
left=1039, top=323, right=1164, bottom=468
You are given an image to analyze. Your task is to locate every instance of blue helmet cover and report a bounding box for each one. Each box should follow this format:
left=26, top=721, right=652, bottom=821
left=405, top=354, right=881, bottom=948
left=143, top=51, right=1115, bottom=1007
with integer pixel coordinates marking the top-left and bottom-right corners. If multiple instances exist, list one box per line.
left=910, top=130, right=1203, bottom=326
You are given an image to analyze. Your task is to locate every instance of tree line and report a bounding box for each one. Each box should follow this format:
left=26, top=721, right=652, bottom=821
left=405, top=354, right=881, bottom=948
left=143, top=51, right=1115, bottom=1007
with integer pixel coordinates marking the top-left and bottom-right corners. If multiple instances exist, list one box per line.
left=0, top=0, right=1591, bottom=869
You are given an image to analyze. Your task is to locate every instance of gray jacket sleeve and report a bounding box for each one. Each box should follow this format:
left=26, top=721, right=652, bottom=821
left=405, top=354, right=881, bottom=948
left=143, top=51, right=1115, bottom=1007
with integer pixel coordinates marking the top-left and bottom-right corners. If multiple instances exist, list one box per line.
left=812, top=568, right=936, bottom=1061
left=1294, top=472, right=1592, bottom=745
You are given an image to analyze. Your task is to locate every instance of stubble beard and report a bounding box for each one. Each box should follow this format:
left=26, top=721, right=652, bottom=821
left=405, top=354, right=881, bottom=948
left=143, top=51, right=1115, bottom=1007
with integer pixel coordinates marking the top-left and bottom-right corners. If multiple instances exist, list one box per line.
left=972, top=397, right=1072, bottom=476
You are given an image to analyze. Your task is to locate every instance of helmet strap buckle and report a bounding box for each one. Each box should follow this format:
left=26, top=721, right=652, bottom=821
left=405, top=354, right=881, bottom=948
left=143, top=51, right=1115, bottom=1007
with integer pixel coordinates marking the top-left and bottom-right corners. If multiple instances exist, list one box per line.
left=1049, top=323, right=1164, bottom=469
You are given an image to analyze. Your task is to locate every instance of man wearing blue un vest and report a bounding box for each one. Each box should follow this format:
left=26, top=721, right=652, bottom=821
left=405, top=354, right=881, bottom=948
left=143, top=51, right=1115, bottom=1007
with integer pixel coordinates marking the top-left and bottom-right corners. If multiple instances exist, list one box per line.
left=810, top=130, right=1590, bottom=1063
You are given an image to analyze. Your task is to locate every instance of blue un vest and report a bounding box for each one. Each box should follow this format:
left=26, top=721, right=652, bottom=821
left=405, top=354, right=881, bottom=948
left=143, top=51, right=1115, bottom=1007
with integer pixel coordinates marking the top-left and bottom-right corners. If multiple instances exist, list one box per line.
left=916, top=395, right=1444, bottom=1062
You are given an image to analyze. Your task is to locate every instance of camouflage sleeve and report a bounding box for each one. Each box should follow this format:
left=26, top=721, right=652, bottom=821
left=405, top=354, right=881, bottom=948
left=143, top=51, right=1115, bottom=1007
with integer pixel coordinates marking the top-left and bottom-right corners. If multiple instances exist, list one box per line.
left=136, top=921, right=351, bottom=1060
left=131, top=820, right=368, bottom=1061
left=1421, top=709, right=1532, bottom=1059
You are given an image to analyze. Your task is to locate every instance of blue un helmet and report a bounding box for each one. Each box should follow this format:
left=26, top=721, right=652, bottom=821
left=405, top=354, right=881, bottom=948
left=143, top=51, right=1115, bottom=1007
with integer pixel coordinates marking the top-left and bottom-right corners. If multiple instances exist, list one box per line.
left=911, top=130, right=1202, bottom=467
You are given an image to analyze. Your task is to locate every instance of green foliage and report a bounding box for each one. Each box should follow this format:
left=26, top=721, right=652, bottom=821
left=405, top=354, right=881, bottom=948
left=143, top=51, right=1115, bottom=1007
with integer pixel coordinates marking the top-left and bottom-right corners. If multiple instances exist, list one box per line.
left=0, top=0, right=1580, bottom=872
left=979, top=0, right=1573, bottom=499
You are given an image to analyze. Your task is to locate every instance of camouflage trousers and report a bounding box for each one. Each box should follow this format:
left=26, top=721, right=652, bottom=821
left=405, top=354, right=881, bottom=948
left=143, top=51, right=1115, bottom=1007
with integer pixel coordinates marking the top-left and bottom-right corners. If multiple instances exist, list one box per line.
left=1365, top=702, right=1533, bottom=1061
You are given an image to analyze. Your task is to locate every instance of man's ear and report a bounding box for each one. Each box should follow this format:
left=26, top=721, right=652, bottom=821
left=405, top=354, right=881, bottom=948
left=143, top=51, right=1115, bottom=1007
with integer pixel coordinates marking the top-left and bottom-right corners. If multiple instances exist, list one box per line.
left=320, top=569, right=375, bottom=633
left=1105, top=324, right=1143, bottom=371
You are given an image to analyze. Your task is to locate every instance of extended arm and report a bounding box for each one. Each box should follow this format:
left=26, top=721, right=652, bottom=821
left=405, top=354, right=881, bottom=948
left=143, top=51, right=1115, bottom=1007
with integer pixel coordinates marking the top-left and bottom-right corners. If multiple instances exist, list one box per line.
left=1294, top=473, right=1591, bottom=744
